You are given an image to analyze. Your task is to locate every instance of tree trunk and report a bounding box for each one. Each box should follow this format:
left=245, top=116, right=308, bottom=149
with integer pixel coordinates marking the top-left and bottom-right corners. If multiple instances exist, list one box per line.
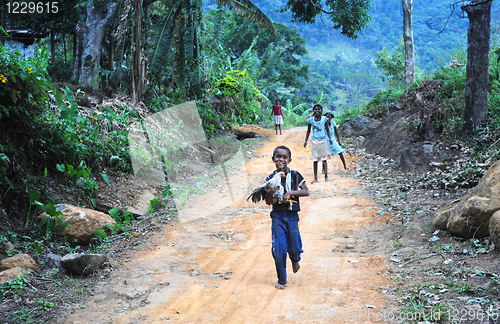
left=74, top=23, right=83, bottom=80
left=131, top=0, right=142, bottom=102
left=402, top=0, right=415, bottom=87
left=73, top=1, right=119, bottom=89
left=63, top=29, right=67, bottom=64
left=73, top=31, right=77, bottom=64
left=0, top=0, right=5, bottom=45
left=50, top=27, right=56, bottom=65
left=462, top=0, right=492, bottom=135
left=109, top=28, right=115, bottom=71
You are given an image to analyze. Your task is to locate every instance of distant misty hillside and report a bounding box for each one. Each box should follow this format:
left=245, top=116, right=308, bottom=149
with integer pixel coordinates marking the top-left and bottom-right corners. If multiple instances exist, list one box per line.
left=231, top=0, right=499, bottom=71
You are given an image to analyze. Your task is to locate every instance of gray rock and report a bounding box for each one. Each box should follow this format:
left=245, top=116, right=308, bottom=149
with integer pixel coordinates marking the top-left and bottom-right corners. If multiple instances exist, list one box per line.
left=489, top=210, right=500, bottom=248
left=338, top=121, right=355, bottom=137
left=432, top=198, right=462, bottom=230
left=359, top=120, right=382, bottom=136
left=60, top=253, right=108, bottom=275
left=446, top=160, right=500, bottom=238
left=2, top=241, right=14, bottom=253
left=232, top=128, right=256, bottom=140
left=0, top=253, right=40, bottom=274
left=351, top=115, right=378, bottom=132
left=387, top=101, right=402, bottom=115
left=38, top=204, right=116, bottom=244
left=399, top=142, right=435, bottom=172
left=339, top=116, right=381, bottom=137
left=423, top=141, right=434, bottom=154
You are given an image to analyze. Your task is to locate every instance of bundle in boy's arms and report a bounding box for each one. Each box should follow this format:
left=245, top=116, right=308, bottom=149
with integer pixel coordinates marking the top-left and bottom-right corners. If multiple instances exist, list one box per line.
left=247, top=171, right=285, bottom=204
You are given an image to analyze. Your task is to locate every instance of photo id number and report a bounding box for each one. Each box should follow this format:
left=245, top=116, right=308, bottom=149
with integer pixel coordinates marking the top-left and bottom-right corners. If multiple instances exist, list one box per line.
left=6, top=2, right=59, bottom=14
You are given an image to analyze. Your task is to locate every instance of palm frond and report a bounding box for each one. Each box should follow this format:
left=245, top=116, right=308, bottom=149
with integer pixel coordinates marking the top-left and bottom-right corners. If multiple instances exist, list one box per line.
left=260, top=93, right=271, bottom=106
left=234, top=36, right=259, bottom=72
left=183, top=0, right=204, bottom=98
left=114, top=0, right=132, bottom=51
left=174, top=12, right=187, bottom=90
left=176, top=0, right=203, bottom=98
left=212, top=0, right=275, bottom=34
left=255, top=42, right=283, bottom=79
left=292, top=103, right=309, bottom=114
left=203, top=8, right=232, bottom=84
left=316, top=91, right=324, bottom=105
left=149, top=0, right=183, bottom=75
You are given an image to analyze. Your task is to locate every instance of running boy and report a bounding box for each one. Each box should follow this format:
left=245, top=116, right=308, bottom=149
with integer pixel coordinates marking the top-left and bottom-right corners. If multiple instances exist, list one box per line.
left=265, top=146, right=310, bottom=290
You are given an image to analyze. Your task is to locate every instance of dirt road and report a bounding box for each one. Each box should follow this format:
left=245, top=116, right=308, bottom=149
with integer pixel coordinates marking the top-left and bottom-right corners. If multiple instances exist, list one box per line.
left=63, top=127, right=394, bottom=323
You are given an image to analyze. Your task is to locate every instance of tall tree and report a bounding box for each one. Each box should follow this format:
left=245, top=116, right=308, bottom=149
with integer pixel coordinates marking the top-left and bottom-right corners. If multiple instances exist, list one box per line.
left=74, top=1, right=119, bottom=88
left=0, top=0, right=5, bottom=45
left=132, top=0, right=142, bottom=101
left=462, top=0, right=492, bottom=135
left=402, top=0, right=415, bottom=87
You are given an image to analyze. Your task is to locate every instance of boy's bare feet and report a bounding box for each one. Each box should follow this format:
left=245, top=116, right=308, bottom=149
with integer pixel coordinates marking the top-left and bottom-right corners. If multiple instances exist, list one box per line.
left=325, top=176, right=332, bottom=182
left=292, top=261, right=300, bottom=273
left=275, top=283, right=285, bottom=290
left=311, top=179, right=318, bottom=184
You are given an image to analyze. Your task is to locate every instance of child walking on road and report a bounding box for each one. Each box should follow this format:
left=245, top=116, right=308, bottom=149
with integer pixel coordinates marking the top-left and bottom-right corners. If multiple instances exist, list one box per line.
left=325, top=112, right=349, bottom=170
left=271, top=99, right=284, bottom=135
left=265, top=146, right=310, bottom=289
left=304, top=104, right=333, bottom=183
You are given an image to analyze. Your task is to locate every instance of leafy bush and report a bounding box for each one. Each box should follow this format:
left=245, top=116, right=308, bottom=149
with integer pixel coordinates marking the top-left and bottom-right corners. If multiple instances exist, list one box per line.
left=213, top=69, right=262, bottom=125
left=432, top=65, right=466, bottom=100
left=0, top=45, right=135, bottom=220
left=374, top=39, right=406, bottom=90
left=363, top=88, right=402, bottom=118
left=336, top=88, right=402, bottom=124
left=0, top=46, right=51, bottom=119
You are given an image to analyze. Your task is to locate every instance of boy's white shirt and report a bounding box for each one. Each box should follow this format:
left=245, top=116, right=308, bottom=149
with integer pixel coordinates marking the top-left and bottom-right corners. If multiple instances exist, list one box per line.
left=285, top=171, right=291, bottom=193
left=285, top=171, right=292, bottom=210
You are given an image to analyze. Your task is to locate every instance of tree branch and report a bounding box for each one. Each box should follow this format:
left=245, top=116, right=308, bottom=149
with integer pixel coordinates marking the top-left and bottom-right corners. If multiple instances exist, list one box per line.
left=398, top=253, right=445, bottom=267
left=462, top=0, right=493, bottom=11
left=425, top=1, right=463, bottom=35
left=309, top=0, right=335, bottom=15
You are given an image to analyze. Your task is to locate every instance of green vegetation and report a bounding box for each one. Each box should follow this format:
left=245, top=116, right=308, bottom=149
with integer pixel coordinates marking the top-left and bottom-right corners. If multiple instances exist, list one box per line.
left=0, top=45, right=136, bottom=222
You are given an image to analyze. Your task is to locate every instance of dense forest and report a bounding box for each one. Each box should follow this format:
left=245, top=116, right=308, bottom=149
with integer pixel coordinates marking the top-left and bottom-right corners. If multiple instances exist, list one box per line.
left=248, top=0, right=496, bottom=70
left=227, top=0, right=499, bottom=110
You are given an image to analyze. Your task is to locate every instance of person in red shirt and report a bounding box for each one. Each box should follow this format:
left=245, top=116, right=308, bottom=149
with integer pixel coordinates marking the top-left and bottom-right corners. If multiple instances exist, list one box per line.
left=271, top=99, right=284, bottom=135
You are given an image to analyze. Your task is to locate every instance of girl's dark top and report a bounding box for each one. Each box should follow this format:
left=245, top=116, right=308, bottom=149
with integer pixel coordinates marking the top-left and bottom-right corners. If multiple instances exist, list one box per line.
left=265, top=168, right=305, bottom=212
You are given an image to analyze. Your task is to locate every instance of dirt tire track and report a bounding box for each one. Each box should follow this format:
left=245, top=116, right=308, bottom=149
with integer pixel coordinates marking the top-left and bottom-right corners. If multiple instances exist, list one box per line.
left=61, top=127, right=394, bottom=323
